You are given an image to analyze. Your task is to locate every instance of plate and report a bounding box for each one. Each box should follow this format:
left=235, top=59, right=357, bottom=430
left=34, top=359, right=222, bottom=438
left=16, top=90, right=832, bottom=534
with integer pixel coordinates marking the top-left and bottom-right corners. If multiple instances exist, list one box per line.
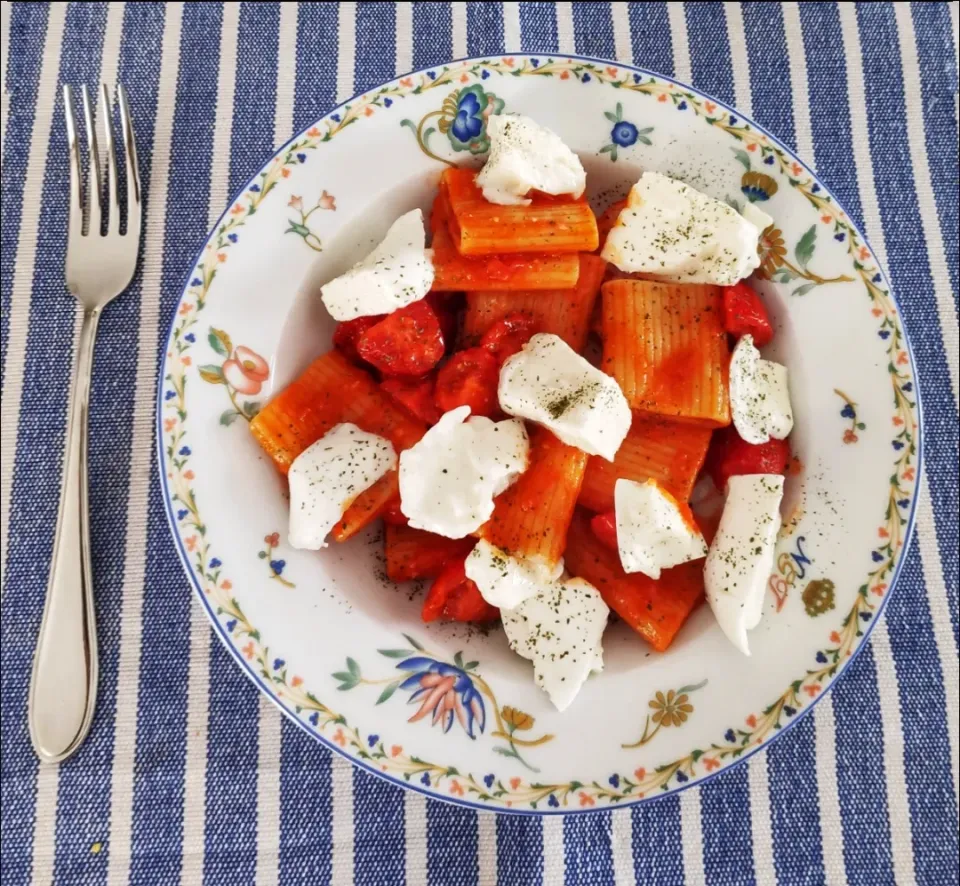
left=157, top=55, right=921, bottom=813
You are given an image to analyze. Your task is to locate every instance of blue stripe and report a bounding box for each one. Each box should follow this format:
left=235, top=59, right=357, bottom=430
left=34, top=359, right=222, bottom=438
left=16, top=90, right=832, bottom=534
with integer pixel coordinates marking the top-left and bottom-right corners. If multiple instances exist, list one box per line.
left=412, top=2, right=453, bottom=69
left=741, top=1, right=796, bottom=152
left=571, top=2, right=614, bottom=59
left=684, top=1, right=735, bottom=105
left=202, top=7, right=282, bottom=883
left=855, top=1, right=959, bottom=650
left=910, top=1, right=959, bottom=311
left=886, top=547, right=958, bottom=885
left=519, top=2, right=559, bottom=53
left=467, top=2, right=505, bottom=56
left=766, top=716, right=827, bottom=886
left=831, top=648, right=896, bottom=886
left=427, top=799, right=478, bottom=886
left=0, top=1, right=49, bottom=395
left=630, top=795, right=685, bottom=884
left=128, top=5, right=226, bottom=882
left=0, top=6, right=50, bottom=880
left=563, top=812, right=615, bottom=886
left=292, top=3, right=338, bottom=134
left=355, top=1, right=396, bottom=94
left=626, top=2, right=674, bottom=76
left=497, top=816, right=543, bottom=886
left=278, top=720, right=333, bottom=885
left=354, top=769, right=405, bottom=886
left=699, top=765, right=756, bottom=886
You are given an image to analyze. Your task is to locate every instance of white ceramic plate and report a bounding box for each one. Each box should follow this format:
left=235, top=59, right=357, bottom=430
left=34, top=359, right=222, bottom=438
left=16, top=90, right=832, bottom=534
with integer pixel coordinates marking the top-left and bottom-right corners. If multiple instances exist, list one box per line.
left=158, top=55, right=921, bottom=813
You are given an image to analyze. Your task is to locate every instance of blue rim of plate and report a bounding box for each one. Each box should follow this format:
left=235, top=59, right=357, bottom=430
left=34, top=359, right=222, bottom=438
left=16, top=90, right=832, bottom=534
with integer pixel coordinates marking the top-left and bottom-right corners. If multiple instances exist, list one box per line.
left=155, top=53, right=924, bottom=814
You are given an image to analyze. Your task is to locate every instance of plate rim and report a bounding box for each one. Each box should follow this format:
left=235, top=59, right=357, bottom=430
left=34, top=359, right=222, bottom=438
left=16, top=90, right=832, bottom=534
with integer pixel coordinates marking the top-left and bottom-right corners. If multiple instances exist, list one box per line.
left=155, top=52, right=924, bottom=815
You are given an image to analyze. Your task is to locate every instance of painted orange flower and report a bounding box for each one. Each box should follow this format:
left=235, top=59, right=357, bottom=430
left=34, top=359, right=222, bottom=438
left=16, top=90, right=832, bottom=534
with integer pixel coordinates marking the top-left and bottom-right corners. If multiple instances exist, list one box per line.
left=223, top=345, right=270, bottom=395
left=758, top=225, right=787, bottom=278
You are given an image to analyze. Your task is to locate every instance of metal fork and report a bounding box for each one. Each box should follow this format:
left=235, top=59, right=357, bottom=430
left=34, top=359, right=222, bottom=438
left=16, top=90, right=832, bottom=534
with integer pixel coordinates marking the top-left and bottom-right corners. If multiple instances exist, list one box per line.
left=28, top=84, right=141, bottom=763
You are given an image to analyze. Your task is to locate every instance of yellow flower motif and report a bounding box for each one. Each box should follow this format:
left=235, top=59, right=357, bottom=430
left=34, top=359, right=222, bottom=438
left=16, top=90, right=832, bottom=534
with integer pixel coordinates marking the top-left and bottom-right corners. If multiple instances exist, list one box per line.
left=758, top=225, right=787, bottom=279
left=501, top=706, right=534, bottom=731
left=649, top=689, right=694, bottom=727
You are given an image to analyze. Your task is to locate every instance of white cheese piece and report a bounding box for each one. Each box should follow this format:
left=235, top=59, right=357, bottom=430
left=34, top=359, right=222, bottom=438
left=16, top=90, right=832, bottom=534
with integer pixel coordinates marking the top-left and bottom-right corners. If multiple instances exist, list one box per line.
left=601, top=171, right=769, bottom=285
left=398, top=406, right=529, bottom=538
left=320, top=209, right=434, bottom=321
left=741, top=200, right=774, bottom=234
left=498, top=333, right=631, bottom=461
left=465, top=539, right=564, bottom=610
left=288, top=423, right=397, bottom=549
left=729, top=334, right=794, bottom=444
left=501, top=577, right=609, bottom=711
left=615, top=478, right=707, bottom=579
left=475, top=113, right=586, bottom=206
left=704, top=473, right=784, bottom=655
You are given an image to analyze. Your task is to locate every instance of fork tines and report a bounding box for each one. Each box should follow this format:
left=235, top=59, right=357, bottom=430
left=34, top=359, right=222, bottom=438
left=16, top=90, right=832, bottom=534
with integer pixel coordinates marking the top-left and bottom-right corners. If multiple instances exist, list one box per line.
left=63, top=84, right=141, bottom=240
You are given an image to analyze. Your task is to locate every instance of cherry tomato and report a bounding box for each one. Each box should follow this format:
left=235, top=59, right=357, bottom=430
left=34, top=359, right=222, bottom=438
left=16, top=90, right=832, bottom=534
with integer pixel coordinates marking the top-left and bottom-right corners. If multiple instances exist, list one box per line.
left=722, top=282, right=773, bottom=347
left=480, top=312, right=537, bottom=364
left=380, top=375, right=441, bottom=425
left=356, top=300, right=445, bottom=377
left=421, top=555, right=498, bottom=623
left=590, top=510, right=619, bottom=551
left=706, top=426, right=791, bottom=491
left=381, top=497, right=409, bottom=527
left=434, top=347, right=500, bottom=417
left=332, top=315, right=384, bottom=364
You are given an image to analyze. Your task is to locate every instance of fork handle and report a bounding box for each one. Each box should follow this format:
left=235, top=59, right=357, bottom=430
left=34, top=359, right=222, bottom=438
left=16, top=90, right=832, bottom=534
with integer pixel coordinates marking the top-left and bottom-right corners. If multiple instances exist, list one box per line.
left=29, top=306, right=101, bottom=763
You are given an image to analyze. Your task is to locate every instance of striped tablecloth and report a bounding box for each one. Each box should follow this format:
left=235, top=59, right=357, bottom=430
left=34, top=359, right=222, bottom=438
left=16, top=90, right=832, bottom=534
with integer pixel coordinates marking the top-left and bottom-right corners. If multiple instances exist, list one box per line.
left=1, top=3, right=957, bottom=884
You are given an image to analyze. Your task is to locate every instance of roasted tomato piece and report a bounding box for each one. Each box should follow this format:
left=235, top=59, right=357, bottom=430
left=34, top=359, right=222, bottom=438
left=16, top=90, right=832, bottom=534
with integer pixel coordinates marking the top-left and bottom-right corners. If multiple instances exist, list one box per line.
left=356, top=300, right=445, bottom=376
left=434, top=347, right=500, bottom=417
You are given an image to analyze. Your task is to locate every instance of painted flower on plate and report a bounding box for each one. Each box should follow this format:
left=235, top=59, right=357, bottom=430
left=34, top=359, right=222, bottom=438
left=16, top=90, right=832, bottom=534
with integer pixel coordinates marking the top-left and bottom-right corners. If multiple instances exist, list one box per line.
left=439, top=85, right=504, bottom=153
left=222, top=346, right=269, bottom=395
left=649, top=689, right=694, bottom=727
left=398, top=657, right=486, bottom=738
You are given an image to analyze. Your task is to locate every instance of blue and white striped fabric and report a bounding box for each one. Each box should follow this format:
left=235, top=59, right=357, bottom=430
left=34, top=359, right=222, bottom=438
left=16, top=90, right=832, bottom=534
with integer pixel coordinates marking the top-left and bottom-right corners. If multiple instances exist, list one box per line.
left=1, top=3, right=957, bottom=884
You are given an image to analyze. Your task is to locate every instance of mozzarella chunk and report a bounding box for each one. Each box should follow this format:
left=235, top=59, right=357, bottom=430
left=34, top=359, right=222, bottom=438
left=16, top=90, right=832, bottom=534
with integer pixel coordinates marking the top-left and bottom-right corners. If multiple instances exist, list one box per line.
left=704, top=473, right=784, bottom=655
left=601, top=172, right=771, bottom=285
left=729, top=334, right=794, bottom=444
left=498, top=333, right=631, bottom=461
left=288, top=423, right=397, bottom=549
left=465, top=539, right=564, bottom=610
left=501, top=577, right=609, bottom=711
left=320, top=209, right=434, bottom=321
left=615, top=478, right=707, bottom=579
left=398, top=406, right=529, bottom=538
left=475, top=114, right=586, bottom=206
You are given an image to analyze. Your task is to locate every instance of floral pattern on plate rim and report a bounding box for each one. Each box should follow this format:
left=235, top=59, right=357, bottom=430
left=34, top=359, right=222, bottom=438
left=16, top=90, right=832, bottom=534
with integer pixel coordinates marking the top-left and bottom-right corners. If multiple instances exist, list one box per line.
left=158, top=56, right=920, bottom=810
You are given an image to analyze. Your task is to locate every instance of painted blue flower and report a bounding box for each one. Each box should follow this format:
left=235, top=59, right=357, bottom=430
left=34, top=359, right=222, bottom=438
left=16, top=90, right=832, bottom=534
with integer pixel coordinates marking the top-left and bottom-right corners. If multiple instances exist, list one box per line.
left=178, top=446, right=191, bottom=456
left=784, top=706, right=797, bottom=717
left=728, top=115, right=738, bottom=125
left=249, top=183, right=261, bottom=192
left=451, top=89, right=484, bottom=143
left=225, top=618, right=237, bottom=633
left=878, top=330, right=891, bottom=339
left=892, top=440, right=904, bottom=450
left=548, top=794, right=560, bottom=808
left=816, top=651, right=828, bottom=664
left=763, top=154, right=775, bottom=166
left=811, top=183, right=821, bottom=193
left=608, top=774, right=620, bottom=788
left=872, top=273, right=882, bottom=283
left=675, top=770, right=689, bottom=783
left=860, top=611, right=872, bottom=621
left=209, top=557, right=222, bottom=568
left=741, top=171, right=778, bottom=202
left=270, top=559, right=286, bottom=575
left=898, top=498, right=910, bottom=508
left=309, top=712, right=319, bottom=726
left=611, top=121, right=639, bottom=147
left=834, top=233, right=845, bottom=242
left=483, top=773, right=495, bottom=788
left=724, top=729, right=736, bottom=743
left=396, top=657, right=486, bottom=738
left=420, top=773, right=431, bottom=786
left=273, top=658, right=286, bottom=670
left=531, top=58, right=540, bottom=68
left=164, top=390, right=176, bottom=401
left=296, top=152, right=307, bottom=163
left=227, top=233, right=238, bottom=243
left=177, top=509, right=188, bottom=521
left=581, top=73, right=591, bottom=83
left=871, top=551, right=884, bottom=562
left=840, top=404, right=856, bottom=420
left=902, top=382, right=912, bottom=392
left=677, top=100, right=687, bottom=110
left=367, top=734, right=379, bottom=747
left=191, top=277, right=203, bottom=287
left=600, top=103, right=653, bottom=161
left=331, top=114, right=341, bottom=123
left=185, top=333, right=196, bottom=343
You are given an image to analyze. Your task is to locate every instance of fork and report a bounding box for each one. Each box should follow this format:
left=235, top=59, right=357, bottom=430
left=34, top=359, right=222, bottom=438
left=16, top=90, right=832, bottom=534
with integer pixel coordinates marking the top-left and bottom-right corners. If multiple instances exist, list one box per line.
left=28, top=84, right=141, bottom=764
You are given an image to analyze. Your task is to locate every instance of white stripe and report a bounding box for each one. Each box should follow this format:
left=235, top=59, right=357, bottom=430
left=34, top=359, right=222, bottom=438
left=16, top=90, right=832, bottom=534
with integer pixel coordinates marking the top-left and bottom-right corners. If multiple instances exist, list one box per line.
left=0, top=0, right=67, bottom=591
left=679, top=789, right=706, bottom=885
left=0, top=0, right=13, bottom=152
left=274, top=1, right=298, bottom=145
left=723, top=2, right=752, bottom=115
left=611, top=1, right=633, bottom=65
left=330, top=755, right=355, bottom=886
left=254, top=697, right=281, bottom=886
left=104, top=5, right=184, bottom=884
left=555, top=2, right=575, bottom=54
left=403, top=790, right=428, bottom=886
left=477, top=812, right=497, bottom=886
left=336, top=1, right=356, bottom=103
left=781, top=2, right=814, bottom=163
left=502, top=1, right=521, bottom=52
left=814, top=700, right=848, bottom=886
left=395, top=2, right=412, bottom=75
left=451, top=1, right=467, bottom=59
left=542, top=815, right=565, bottom=885
left=917, top=477, right=960, bottom=814
left=894, top=2, right=960, bottom=407
left=611, top=809, right=636, bottom=886
left=747, top=755, right=777, bottom=885
left=30, top=763, right=59, bottom=886
left=179, top=6, right=240, bottom=883
left=666, top=2, right=692, bottom=83
left=838, top=6, right=919, bottom=882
